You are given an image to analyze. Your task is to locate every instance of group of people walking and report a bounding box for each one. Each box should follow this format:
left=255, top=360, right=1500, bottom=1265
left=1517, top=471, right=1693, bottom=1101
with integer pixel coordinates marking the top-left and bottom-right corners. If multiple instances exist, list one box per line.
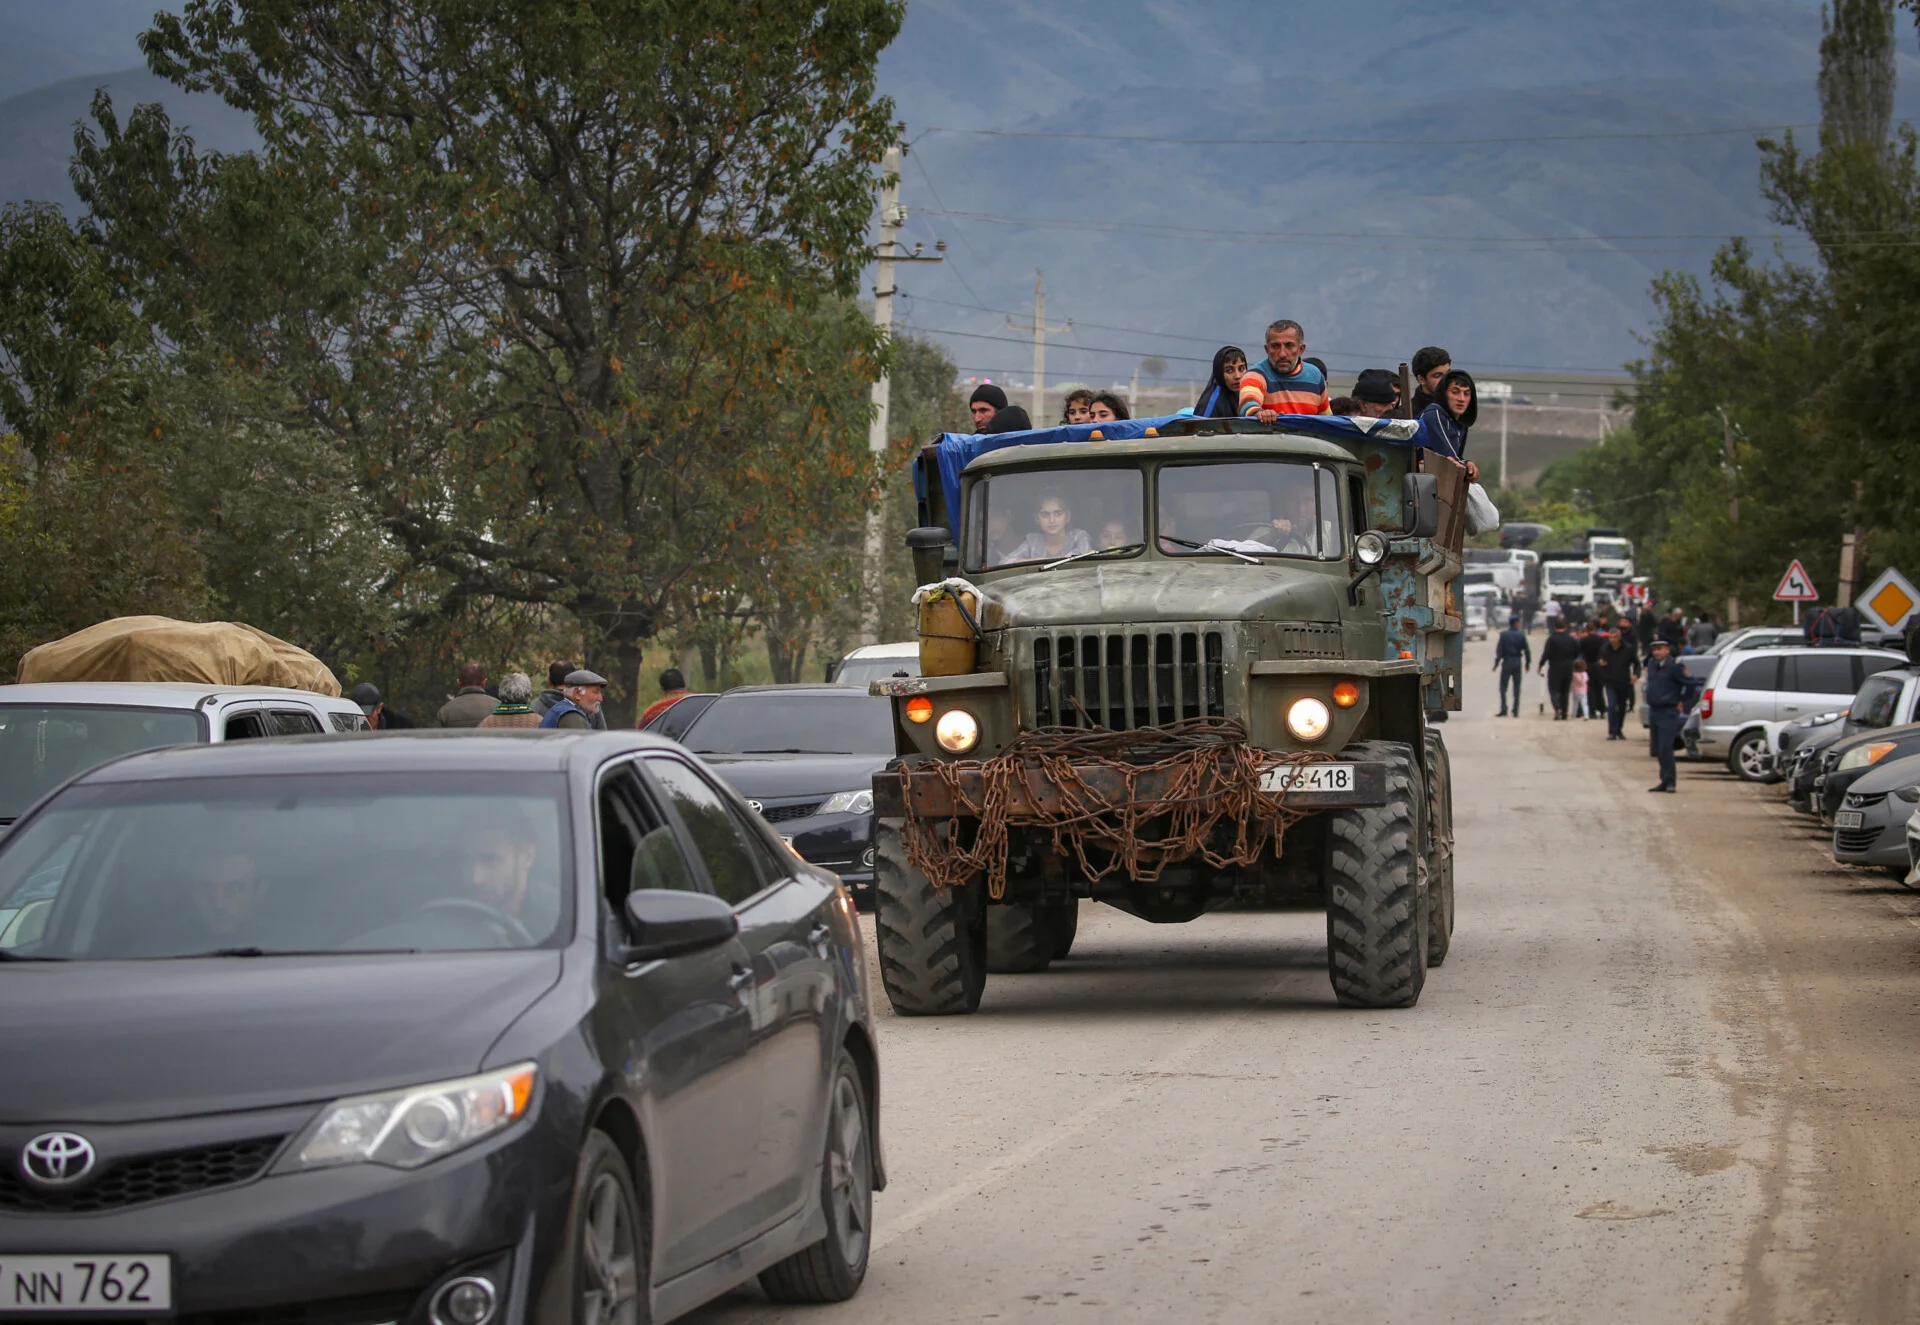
left=1491, top=605, right=1701, bottom=794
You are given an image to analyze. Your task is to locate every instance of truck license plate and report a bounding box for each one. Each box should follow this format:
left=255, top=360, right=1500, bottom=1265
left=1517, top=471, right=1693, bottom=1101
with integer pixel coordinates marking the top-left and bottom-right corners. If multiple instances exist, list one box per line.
left=1261, top=764, right=1355, bottom=794
left=0, top=1256, right=170, bottom=1313
left=1835, top=810, right=1865, bottom=830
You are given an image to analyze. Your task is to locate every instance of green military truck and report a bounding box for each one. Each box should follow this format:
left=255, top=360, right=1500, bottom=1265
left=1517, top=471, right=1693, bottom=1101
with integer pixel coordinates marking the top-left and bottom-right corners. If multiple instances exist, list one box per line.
left=871, top=414, right=1466, bottom=1015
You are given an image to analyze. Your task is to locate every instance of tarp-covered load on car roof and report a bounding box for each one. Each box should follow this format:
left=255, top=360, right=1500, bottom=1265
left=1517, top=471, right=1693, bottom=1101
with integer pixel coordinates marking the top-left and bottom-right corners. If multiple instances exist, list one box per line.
left=17, top=616, right=342, bottom=696
left=919, top=412, right=1437, bottom=536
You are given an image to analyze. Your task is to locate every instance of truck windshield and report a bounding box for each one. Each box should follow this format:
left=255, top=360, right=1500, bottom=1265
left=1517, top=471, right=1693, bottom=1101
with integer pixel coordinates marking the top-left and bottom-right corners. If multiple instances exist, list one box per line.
left=1158, top=462, right=1341, bottom=559
left=1589, top=540, right=1631, bottom=560
left=1547, top=566, right=1589, bottom=585
left=965, top=467, right=1146, bottom=570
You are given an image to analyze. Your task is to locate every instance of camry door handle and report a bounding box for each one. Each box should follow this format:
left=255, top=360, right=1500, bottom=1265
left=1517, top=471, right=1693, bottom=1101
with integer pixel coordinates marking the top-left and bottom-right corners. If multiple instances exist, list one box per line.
left=808, top=924, right=832, bottom=957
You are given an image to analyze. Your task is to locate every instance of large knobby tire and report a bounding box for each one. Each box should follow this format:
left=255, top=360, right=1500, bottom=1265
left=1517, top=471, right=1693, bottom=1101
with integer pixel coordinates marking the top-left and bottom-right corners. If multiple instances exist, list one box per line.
left=1323, top=740, right=1429, bottom=1008
left=1423, top=729, right=1455, bottom=968
left=1046, top=896, right=1080, bottom=960
left=986, top=902, right=1054, bottom=972
left=759, top=1050, right=873, bottom=1304
left=874, top=821, right=986, bottom=1016
left=569, top=1130, right=651, bottom=1325
left=1728, top=729, right=1773, bottom=783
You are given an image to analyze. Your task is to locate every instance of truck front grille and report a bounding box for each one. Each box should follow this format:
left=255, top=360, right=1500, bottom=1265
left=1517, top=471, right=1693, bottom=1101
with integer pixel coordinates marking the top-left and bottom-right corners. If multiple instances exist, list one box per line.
left=1032, top=630, right=1225, bottom=729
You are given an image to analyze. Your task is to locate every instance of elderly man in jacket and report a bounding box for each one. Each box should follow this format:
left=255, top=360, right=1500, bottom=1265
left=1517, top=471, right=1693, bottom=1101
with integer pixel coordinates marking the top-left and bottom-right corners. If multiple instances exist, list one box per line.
left=437, top=662, right=496, bottom=728
left=538, top=669, right=609, bottom=731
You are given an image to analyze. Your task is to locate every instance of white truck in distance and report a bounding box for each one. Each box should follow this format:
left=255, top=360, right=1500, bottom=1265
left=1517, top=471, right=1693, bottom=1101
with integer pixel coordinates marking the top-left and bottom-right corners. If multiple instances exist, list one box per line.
left=1544, top=560, right=1596, bottom=612
left=1587, top=536, right=1635, bottom=592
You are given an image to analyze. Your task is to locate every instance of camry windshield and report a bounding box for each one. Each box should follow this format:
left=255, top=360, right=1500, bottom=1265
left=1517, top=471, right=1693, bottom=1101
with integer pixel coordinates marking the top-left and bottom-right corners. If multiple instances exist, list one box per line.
left=683, top=693, right=894, bottom=755
left=0, top=774, right=570, bottom=959
left=966, top=467, right=1146, bottom=569
left=1157, top=462, right=1342, bottom=558
left=0, top=706, right=203, bottom=822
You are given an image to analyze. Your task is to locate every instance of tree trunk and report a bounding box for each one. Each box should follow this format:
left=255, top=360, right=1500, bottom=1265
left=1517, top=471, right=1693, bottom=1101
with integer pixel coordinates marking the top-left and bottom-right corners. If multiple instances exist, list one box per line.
left=698, top=640, right=719, bottom=689
left=589, top=633, right=646, bottom=730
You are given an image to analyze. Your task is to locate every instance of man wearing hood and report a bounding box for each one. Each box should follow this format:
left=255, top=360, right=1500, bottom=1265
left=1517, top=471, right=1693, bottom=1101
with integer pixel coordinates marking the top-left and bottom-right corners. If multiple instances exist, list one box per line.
left=1418, top=368, right=1481, bottom=481
left=1238, top=320, right=1329, bottom=421
left=969, top=383, right=1009, bottom=431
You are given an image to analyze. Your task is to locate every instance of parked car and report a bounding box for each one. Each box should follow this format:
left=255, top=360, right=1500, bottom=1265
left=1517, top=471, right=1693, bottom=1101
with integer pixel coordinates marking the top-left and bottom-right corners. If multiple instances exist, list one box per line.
left=1692, top=646, right=1902, bottom=772
left=829, top=642, right=921, bottom=687
left=679, top=684, right=894, bottom=905
left=1906, top=803, right=1920, bottom=885
left=0, top=683, right=367, bottom=830
left=0, top=731, right=880, bottom=1323
left=1700, top=626, right=1806, bottom=657
left=1789, top=719, right=1855, bottom=813
left=1811, top=720, right=1920, bottom=822
left=1832, top=750, right=1920, bottom=876
left=1752, top=708, right=1850, bottom=784
left=642, top=691, right=720, bottom=742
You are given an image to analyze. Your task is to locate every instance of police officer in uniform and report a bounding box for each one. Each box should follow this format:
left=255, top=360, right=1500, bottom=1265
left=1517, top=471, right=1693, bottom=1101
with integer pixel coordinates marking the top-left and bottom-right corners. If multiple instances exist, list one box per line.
left=1644, top=637, right=1685, bottom=792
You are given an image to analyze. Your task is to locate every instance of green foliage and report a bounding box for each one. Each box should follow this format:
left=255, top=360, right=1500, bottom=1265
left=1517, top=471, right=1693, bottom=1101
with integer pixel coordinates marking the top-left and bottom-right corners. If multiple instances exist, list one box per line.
left=0, top=0, right=909, bottom=722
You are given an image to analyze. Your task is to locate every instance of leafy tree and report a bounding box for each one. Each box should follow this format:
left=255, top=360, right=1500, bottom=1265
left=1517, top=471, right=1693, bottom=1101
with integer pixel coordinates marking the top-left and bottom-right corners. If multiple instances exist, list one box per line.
left=82, top=0, right=903, bottom=723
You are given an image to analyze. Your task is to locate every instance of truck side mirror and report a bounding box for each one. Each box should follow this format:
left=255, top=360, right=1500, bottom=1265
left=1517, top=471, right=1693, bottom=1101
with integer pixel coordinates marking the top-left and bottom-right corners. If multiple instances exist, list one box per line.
left=906, top=526, right=953, bottom=588
left=1401, top=473, right=1440, bottom=539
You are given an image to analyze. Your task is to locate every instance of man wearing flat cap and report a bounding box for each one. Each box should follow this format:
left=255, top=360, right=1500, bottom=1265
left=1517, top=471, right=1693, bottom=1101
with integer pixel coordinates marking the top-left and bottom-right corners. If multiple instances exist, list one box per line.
left=537, top=669, right=610, bottom=730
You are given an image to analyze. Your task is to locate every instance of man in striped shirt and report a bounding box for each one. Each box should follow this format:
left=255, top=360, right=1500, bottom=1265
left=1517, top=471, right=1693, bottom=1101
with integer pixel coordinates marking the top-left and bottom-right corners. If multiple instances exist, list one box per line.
left=1239, top=319, right=1329, bottom=420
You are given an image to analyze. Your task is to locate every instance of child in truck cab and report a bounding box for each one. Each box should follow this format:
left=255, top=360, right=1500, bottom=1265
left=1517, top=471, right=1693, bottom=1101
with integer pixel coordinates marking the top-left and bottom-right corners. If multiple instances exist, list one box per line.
left=1006, top=493, right=1092, bottom=562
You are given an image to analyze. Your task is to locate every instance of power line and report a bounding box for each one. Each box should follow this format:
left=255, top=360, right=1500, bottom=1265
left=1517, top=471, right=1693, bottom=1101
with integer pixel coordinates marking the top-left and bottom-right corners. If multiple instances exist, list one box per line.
left=895, top=312, right=1635, bottom=378
left=912, top=208, right=1816, bottom=254
left=924, top=123, right=1818, bottom=147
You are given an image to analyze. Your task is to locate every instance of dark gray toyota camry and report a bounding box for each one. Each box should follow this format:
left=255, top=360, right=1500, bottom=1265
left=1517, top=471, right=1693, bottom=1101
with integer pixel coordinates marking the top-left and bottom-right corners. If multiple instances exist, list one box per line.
left=0, top=731, right=882, bottom=1324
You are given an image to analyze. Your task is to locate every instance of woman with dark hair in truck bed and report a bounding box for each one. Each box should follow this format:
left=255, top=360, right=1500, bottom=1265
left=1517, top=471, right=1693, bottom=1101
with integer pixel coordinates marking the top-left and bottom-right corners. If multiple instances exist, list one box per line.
left=1193, top=346, right=1247, bottom=418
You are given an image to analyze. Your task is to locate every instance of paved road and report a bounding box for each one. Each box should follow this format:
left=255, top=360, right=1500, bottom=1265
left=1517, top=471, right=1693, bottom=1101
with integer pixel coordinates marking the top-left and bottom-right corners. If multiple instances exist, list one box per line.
left=691, top=638, right=1920, bottom=1324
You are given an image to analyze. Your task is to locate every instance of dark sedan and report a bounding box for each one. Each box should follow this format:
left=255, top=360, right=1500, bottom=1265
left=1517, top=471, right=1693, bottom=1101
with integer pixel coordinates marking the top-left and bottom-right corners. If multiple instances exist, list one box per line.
left=1811, top=720, right=1920, bottom=822
left=0, top=732, right=881, bottom=1324
left=679, top=686, right=894, bottom=906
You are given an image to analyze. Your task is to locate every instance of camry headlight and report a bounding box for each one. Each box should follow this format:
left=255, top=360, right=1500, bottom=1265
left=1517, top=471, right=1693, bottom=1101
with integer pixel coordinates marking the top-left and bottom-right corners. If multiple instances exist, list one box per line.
left=281, top=1063, right=536, bottom=1172
left=935, top=709, right=980, bottom=753
left=820, top=789, right=874, bottom=815
left=1895, top=784, right=1920, bottom=803
left=1838, top=742, right=1897, bottom=772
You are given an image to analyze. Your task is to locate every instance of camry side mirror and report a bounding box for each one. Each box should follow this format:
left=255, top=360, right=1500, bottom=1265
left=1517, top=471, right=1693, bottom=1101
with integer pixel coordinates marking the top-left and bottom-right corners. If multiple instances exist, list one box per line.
left=906, top=526, right=953, bottom=587
left=620, top=889, right=738, bottom=963
left=1401, top=473, right=1440, bottom=539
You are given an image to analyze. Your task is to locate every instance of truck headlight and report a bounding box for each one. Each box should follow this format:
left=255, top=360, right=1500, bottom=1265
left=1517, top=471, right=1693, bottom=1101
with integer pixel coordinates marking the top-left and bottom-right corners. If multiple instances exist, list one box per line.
left=820, top=789, right=874, bottom=815
left=1354, top=532, right=1388, bottom=566
left=935, top=709, right=980, bottom=753
left=280, top=1064, right=536, bottom=1172
left=1286, top=697, right=1332, bottom=742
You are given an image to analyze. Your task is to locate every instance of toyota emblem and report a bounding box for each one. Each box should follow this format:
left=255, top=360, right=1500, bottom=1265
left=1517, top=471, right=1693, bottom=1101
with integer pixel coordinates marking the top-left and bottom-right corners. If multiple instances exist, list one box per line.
left=20, top=1132, right=95, bottom=1187
left=747, top=800, right=764, bottom=814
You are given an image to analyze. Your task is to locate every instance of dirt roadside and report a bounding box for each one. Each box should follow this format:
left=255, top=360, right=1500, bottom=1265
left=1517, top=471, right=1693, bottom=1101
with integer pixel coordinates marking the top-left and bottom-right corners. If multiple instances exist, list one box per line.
left=1576, top=711, right=1920, bottom=1322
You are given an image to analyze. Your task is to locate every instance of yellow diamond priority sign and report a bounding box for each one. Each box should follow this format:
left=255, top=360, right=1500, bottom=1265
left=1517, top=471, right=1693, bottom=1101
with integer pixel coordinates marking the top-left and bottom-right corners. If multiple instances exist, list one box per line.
left=1860, top=567, right=1919, bottom=631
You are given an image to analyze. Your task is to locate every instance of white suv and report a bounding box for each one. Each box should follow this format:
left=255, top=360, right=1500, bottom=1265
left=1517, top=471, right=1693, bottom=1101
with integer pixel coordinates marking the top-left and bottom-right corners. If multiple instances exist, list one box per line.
left=0, top=683, right=366, bottom=827
left=1696, top=647, right=1904, bottom=773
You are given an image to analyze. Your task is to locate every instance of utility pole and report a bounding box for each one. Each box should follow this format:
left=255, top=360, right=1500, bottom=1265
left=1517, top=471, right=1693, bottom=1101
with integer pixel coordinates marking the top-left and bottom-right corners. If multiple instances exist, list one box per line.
left=860, top=127, right=942, bottom=646
left=1005, top=269, right=1069, bottom=422
left=1838, top=479, right=1866, bottom=607
left=1723, top=409, right=1740, bottom=629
